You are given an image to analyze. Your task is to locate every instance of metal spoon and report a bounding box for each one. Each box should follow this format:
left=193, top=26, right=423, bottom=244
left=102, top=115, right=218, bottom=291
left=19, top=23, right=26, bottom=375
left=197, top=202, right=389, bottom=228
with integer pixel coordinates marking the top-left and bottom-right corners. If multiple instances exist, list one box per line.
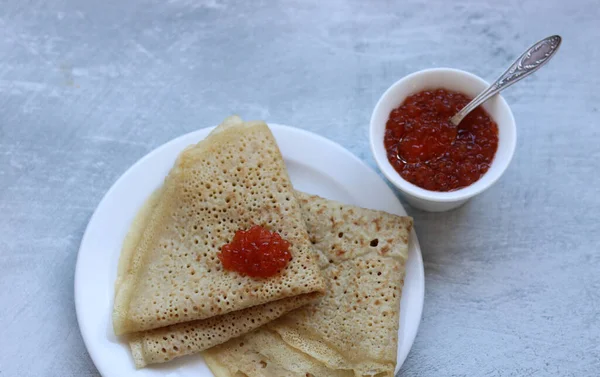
left=449, top=35, right=562, bottom=126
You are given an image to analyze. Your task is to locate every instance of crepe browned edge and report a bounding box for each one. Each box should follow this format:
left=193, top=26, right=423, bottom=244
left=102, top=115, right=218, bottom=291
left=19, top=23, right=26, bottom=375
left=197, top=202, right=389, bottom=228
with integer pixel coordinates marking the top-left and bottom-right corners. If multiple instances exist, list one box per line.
left=128, top=294, right=321, bottom=368
left=203, top=192, right=412, bottom=377
left=112, top=115, right=325, bottom=336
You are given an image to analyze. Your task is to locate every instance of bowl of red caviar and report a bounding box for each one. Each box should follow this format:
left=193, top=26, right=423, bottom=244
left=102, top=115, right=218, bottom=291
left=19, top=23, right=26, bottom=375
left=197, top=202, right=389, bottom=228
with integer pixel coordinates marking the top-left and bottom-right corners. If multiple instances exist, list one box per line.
left=370, top=68, right=516, bottom=212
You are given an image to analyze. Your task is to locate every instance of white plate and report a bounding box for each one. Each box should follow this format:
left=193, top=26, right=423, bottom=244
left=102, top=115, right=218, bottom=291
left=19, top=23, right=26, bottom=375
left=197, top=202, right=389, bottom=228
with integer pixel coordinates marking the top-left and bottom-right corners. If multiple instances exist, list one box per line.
left=75, top=124, right=425, bottom=377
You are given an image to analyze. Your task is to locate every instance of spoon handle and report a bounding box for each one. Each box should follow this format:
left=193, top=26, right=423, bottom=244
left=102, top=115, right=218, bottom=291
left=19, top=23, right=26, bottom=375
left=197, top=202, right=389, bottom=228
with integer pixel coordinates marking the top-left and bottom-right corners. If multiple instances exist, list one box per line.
left=450, top=35, right=562, bottom=126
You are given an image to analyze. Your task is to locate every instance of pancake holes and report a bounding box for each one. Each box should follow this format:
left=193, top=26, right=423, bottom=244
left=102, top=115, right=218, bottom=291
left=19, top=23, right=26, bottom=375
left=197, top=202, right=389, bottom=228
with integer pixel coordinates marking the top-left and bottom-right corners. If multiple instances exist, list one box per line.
left=370, top=239, right=379, bottom=247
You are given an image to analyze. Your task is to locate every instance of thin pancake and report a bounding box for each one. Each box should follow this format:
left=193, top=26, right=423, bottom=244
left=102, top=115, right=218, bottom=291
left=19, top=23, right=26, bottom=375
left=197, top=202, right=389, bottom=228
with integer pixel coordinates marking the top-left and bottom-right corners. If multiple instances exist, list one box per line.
left=129, top=295, right=320, bottom=368
left=203, top=192, right=412, bottom=377
left=113, top=116, right=325, bottom=336
left=204, top=329, right=353, bottom=377
left=118, top=185, right=320, bottom=368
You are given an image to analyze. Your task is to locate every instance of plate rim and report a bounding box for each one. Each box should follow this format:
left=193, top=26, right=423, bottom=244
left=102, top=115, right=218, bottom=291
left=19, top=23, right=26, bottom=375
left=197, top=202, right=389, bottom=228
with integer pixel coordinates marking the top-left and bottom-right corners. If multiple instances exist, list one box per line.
left=74, top=124, right=424, bottom=376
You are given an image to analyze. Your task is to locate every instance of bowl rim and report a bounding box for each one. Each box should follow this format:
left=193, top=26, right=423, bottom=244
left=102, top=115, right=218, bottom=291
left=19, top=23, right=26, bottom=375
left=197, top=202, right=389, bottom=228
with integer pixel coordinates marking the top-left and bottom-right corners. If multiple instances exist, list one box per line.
left=369, top=67, right=517, bottom=202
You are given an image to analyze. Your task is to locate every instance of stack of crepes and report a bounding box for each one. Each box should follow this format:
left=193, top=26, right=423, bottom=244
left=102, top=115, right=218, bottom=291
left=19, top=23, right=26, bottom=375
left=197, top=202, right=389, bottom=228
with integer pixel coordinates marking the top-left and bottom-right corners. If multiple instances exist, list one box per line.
left=113, top=116, right=413, bottom=377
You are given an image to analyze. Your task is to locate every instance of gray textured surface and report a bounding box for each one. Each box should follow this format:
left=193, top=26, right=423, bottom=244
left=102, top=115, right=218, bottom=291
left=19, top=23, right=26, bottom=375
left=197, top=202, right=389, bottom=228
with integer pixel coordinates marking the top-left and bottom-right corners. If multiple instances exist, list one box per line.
left=0, top=0, right=599, bottom=376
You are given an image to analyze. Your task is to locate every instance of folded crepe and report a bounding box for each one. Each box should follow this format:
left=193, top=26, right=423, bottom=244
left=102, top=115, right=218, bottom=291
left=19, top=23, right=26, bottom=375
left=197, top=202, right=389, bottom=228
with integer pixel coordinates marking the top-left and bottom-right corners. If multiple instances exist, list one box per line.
left=113, top=117, right=325, bottom=351
left=119, top=186, right=321, bottom=368
left=203, top=192, right=413, bottom=377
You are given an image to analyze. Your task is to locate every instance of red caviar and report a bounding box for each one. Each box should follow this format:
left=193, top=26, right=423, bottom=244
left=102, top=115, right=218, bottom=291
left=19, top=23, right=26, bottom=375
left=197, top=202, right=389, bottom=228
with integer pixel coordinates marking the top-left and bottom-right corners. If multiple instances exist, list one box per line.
left=384, top=89, right=499, bottom=191
left=218, top=225, right=291, bottom=278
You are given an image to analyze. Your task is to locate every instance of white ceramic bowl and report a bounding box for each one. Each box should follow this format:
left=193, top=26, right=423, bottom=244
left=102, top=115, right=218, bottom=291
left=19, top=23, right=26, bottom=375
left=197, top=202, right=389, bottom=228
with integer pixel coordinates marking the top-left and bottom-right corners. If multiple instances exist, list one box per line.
left=370, top=68, right=517, bottom=212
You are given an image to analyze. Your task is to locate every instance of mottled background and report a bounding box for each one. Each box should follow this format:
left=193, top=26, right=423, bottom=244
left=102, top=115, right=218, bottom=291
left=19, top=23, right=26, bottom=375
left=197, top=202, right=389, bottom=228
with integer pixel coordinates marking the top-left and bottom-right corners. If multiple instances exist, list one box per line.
left=0, top=0, right=599, bottom=376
